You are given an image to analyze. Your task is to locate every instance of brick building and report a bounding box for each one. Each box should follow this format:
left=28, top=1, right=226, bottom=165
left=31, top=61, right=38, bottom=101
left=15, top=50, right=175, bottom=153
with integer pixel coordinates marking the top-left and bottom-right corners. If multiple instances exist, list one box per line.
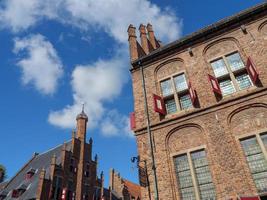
left=0, top=110, right=130, bottom=200
left=128, top=2, right=267, bottom=200
left=109, top=169, right=141, bottom=200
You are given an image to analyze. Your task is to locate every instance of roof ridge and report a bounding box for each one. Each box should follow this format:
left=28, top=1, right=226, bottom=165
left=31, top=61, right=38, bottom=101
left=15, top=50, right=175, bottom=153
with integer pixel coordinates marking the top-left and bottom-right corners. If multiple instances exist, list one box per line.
left=37, top=140, right=71, bottom=156
left=2, top=154, right=38, bottom=191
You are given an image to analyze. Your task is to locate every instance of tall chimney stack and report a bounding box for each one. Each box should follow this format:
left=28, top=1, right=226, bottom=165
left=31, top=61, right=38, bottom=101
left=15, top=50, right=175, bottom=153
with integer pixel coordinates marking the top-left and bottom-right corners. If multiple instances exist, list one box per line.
left=139, top=24, right=149, bottom=54
left=127, top=24, right=138, bottom=61
left=147, top=23, right=156, bottom=49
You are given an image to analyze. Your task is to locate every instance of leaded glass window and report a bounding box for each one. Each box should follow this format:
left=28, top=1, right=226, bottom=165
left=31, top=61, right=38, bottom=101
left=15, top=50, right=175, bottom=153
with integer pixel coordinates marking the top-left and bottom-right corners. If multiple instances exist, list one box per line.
left=240, top=136, right=267, bottom=193
left=226, top=52, right=245, bottom=71
left=219, top=79, right=235, bottom=96
left=174, top=74, right=188, bottom=92
left=160, top=79, right=173, bottom=97
left=236, top=73, right=252, bottom=90
left=180, top=94, right=193, bottom=110
left=211, top=59, right=228, bottom=77
left=160, top=73, right=193, bottom=114
left=260, top=134, right=267, bottom=150
left=165, top=98, right=177, bottom=114
left=191, top=151, right=216, bottom=200
left=174, top=155, right=196, bottom=200
left=174, top=150, right=216, bottom=200
left=210, top=52, right=253, bottom=98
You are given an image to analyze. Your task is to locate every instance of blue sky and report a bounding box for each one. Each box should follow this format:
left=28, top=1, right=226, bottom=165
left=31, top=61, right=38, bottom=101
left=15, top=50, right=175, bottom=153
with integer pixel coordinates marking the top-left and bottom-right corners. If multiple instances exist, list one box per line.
left=0, top=0, right=264, bottom=186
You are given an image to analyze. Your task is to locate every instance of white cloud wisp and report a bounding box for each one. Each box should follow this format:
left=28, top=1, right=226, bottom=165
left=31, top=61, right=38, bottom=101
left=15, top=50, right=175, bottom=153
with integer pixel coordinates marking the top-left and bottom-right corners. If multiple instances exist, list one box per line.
left=13, top=34, right=63, bottom=95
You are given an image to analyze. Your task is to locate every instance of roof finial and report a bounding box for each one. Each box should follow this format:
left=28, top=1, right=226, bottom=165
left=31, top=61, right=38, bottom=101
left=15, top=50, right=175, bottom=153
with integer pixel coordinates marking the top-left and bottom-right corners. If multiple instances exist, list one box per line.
left=82, top=101, right=85, bottom=112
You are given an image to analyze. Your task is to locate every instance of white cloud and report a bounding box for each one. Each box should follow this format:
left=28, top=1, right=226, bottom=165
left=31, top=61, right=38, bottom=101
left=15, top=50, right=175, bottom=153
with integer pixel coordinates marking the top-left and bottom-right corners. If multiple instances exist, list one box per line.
left=48, top=49, right=130, bottom=135
left=0, top=0, right=182, bottom=43
left=1, top=0, right=182, bottom=136
left=13, top=34, right=63, bottom=95
left=100, top=110, right=133, bottom=137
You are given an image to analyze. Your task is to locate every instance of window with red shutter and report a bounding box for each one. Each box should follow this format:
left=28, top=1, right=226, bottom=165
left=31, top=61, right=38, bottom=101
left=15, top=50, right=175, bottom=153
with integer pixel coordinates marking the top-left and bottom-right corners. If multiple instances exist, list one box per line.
left=209, top=52, right=254, bottom=97
left=188, top=82, right=197, bottom=106
left=158, top=73, right=194, bottom=115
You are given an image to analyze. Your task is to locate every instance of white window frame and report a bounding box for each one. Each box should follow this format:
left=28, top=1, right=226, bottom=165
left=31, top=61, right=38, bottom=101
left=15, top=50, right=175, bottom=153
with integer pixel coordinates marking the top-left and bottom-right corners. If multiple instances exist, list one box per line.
left=236, top=130, right=267, bottom=195
left=171, top=146, right=216, bottom=200
left=159, top=72, right=193, bottom=114
left=209, top=51, right=253, bottom=96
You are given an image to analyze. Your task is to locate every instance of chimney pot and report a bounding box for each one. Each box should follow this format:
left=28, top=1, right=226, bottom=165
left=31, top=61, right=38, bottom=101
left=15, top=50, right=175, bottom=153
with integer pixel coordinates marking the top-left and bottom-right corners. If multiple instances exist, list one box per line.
left=146, top=23, right=157, bottom=50
left=139, top=24, right=149, bottom=54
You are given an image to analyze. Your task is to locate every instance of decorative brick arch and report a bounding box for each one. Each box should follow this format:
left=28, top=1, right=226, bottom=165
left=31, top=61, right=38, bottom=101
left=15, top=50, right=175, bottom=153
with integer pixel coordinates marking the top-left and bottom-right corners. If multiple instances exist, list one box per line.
left=165, top=123, right=206, bottom=154
left=164, top=123, right=207, bottom=200
left=202, top=37, right=244, bottom=61
left=154, top=58, right=185, bottom=81
left=258, top=20, right=267, bottom=36
left=227, top=103, right=267, bottom=136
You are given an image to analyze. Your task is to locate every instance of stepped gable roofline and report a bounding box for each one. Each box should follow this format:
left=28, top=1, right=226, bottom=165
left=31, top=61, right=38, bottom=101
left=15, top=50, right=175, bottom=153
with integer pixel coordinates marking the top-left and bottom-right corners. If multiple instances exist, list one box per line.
left=122, top=179, right=141, bottom=198
left=0, top=141, right=72, bottom=199
left=131, top=2, right=267, bottom=69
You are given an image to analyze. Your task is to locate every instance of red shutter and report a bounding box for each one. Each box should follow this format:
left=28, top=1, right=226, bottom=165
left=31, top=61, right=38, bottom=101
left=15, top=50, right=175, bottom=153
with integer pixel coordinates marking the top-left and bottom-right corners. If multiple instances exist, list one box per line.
left=246, top=57, right=259, bottom=84
left=188, top=82, right=197, bottom=106
left=61, top=188, right=67, bottom=200
left=153, top=94, right=166, bottom=115
left=208, top=74, right=222, bottom=95
left=130, top=112, right=136, bottom=130
left=240, top=196, right=260, bottom=200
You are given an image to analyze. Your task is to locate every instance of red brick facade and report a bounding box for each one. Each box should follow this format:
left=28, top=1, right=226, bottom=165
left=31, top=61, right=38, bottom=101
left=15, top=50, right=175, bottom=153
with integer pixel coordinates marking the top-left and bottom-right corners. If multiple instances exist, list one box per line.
left=129, top=3, right=267, bottom=200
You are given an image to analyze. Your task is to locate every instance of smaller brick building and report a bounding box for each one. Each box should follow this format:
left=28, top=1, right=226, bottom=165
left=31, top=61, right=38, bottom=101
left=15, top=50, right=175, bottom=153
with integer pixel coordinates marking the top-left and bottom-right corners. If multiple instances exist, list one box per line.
left=0, top=110, right=127, bottom=200
left=109, top=169, right=141, bottom=200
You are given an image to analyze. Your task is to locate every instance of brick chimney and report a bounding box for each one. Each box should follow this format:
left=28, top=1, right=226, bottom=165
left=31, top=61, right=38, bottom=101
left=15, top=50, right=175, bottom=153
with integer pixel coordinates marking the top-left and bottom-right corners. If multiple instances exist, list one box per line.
left=147, top=23, right=156, bottom=49
left=127, top=24, right=138, bottom=61
left=139, top=24, right=149, bottom=54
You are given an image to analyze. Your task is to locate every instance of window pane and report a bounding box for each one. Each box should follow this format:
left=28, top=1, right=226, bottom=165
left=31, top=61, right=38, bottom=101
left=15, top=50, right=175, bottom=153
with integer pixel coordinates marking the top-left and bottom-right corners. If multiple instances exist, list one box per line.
left=165, top=98, right=177, bottom=114
left=226, top=52, right=245, bottom=71
left=191, top=150, right=216, bottom=200
left=174, top=155, right=196, bottom=200
left=236, top=73, right=252, bottom=90
left=174, top=74, right=188, bottom=92
left=161, top=79, right=173, bottom=97
left=241, top=137, right=267, bottom=193
left=241, top=137, right=262, bottom=156
left=179, top=94, right=193, bottom=110
left=211, top=59, right=228, bottom=77
left=219, top=79, right=235, bottom=96
left=260, top=134, right=267, bottom=150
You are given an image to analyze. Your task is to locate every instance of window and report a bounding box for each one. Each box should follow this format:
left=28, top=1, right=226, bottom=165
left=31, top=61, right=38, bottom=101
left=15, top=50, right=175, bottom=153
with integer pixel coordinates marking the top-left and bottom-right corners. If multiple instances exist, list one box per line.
left=240, top=134, right=267, bottom=194
left=84, top=164, right=90, bottom=177
left=50, top=176, right=63, bottom=200
left=70, top=158, right=77, bottom=174
left=174, top=150, right=216, bottom=200
left=160, top=73, right=193, bottom=114
left=210, top=52, right=253, bottom=96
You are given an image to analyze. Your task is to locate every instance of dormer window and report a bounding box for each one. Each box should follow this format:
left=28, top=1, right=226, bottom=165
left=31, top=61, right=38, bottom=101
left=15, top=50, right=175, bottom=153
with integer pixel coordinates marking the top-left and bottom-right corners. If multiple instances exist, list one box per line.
left=160, top=73, right=193, bottom=114
left=11, top=189, right=19, bottom=198
left=26, top=168, right=35, bottom=180
left=0, top=191, right=7, bottom=200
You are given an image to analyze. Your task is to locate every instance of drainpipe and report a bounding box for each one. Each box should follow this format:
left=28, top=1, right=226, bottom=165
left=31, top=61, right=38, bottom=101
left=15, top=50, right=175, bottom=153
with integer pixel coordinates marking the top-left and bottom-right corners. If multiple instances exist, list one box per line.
left=139, top=61, right=159, bottom=200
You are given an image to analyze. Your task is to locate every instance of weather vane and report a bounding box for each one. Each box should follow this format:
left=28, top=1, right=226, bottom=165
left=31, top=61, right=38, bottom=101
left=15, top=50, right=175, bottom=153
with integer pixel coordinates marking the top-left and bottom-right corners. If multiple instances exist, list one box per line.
left=81, top=101, right=85, bottom=112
